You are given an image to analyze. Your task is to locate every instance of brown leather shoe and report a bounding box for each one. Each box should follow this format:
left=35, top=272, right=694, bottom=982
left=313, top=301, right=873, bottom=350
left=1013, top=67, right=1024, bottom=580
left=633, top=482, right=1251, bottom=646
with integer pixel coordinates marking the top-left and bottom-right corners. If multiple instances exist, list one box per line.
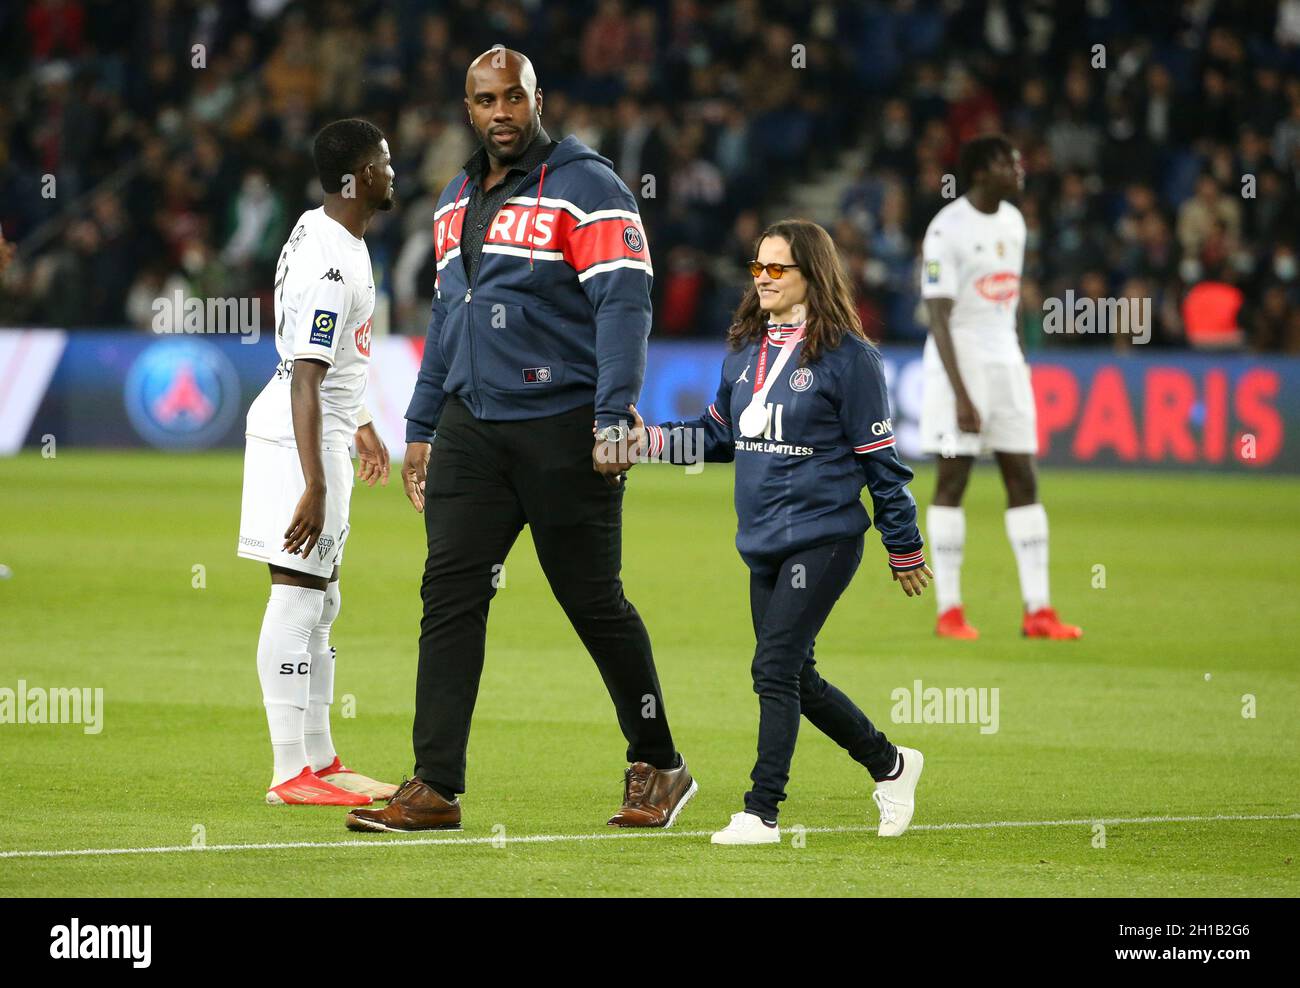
left=345, top=777, right=462, bottom=833
left=607, top=757, right=698, bottom=827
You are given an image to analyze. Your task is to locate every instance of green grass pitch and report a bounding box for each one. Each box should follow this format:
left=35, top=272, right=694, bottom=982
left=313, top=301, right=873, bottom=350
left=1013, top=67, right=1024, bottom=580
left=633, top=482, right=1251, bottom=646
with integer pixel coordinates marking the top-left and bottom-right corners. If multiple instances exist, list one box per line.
left=0, top=450, right=1297, bottom=897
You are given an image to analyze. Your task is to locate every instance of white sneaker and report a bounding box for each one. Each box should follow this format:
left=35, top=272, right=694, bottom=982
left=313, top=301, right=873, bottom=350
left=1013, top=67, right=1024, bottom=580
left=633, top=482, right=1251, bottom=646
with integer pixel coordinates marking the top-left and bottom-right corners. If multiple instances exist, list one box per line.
left=711, top=811, right=780, bottom=845
left=873, top=746, right=924, bottom=837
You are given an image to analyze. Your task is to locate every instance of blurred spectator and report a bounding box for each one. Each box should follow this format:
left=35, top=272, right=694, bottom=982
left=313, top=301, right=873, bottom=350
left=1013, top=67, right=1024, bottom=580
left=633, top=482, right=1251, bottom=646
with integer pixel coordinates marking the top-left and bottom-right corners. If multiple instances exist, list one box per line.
left=1183, top=275, right=1246, bottom=349
left=221, top=169, right=285, bottom=292
left=1248, top=281, right=1299, bottom=352
left=0, top=0, right=1296, bottom=353
left=1177, top=175, right=1242, bottom=263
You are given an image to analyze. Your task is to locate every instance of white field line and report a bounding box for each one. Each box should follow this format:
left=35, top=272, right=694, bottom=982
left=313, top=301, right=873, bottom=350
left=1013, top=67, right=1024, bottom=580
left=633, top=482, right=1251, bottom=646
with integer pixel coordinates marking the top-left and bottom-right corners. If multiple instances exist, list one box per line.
left=1, top=813, right=1296, bottom=861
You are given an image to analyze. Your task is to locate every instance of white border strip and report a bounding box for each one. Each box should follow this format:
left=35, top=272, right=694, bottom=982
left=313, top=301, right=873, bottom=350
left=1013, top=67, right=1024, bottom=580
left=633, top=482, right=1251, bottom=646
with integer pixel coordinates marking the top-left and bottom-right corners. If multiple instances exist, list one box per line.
left=1, top=813, right=1295, bottom=860
left=0, top=329, right=67, bottom=454
left=576, top=257, right=652, bottom=282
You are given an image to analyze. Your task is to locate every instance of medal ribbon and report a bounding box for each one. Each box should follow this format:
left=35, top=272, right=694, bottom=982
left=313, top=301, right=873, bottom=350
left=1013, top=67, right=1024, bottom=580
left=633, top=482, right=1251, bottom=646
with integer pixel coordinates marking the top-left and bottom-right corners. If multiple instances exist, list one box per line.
left=750, top=324, right=806, bottom=402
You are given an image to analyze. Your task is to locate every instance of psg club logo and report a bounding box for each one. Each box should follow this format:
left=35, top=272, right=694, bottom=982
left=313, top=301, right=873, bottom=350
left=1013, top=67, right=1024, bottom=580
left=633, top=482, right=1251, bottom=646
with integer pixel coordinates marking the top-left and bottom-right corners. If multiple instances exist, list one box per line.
left=623, top=225, right=643, bottom=253
left=124, top=339, right=240, bottom=449
left=789, top=367, right=814, bottom=392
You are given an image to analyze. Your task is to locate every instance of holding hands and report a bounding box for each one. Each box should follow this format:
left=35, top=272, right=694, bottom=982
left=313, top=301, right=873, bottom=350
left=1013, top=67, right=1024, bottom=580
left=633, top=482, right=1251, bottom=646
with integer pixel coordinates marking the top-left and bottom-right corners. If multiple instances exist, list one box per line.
left=591, top=404, right=649, bottom=487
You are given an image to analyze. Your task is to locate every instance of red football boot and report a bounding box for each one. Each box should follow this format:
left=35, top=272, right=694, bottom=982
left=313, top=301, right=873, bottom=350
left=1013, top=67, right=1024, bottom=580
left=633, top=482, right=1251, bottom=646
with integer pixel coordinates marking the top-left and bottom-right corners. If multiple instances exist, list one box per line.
left=1022, top=606, right=1083, bottom=640
left=265, top=766, right=372, bottom=806
left=314, top=755, right=399, bottom=800
left=936, top=605, right=979, bottom=640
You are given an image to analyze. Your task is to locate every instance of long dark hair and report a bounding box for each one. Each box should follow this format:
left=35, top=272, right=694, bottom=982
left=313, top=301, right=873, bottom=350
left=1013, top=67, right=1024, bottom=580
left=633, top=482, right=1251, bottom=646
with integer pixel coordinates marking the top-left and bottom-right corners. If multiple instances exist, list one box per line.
left=726, top=219, right=868, bottom=363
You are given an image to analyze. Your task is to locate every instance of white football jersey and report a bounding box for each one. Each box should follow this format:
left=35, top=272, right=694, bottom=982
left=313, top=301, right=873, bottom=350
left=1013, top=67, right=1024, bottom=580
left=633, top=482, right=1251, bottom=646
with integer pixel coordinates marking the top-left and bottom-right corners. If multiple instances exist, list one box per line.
left=246, top=208, right=375, bottom=447
left=920, top=196, right=1025, bottom=365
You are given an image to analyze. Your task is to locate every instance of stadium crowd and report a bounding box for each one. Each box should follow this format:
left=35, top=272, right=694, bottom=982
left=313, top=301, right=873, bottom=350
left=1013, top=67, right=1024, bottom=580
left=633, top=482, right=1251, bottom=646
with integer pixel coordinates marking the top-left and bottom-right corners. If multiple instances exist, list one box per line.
left=1, top=0, right=1299, bottom=352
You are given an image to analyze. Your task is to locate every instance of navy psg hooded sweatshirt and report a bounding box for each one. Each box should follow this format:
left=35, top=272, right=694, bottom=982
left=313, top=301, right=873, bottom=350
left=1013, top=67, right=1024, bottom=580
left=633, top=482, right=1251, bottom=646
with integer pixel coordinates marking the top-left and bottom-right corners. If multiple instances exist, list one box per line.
left=405, top=135, right=653, bottom=440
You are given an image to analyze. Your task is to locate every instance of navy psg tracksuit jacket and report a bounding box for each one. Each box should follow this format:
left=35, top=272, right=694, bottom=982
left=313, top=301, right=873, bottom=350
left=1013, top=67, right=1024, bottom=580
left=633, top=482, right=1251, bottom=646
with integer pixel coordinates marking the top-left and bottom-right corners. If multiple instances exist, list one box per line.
left=645, top=329, right=926, bottom=570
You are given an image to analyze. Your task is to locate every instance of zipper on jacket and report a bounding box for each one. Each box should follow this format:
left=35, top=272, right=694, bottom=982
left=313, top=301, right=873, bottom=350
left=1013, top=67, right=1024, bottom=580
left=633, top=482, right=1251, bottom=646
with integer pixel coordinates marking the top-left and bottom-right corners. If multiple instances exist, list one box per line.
left=466, top=293, right=478, bottom=389
left=460, top=157, right=548, bottom=397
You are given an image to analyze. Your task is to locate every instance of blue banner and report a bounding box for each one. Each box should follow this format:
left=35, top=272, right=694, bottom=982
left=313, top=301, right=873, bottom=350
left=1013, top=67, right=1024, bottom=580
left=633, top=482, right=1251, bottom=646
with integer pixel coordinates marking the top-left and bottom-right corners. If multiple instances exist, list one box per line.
left=4, top=330, right=1298, bottom=473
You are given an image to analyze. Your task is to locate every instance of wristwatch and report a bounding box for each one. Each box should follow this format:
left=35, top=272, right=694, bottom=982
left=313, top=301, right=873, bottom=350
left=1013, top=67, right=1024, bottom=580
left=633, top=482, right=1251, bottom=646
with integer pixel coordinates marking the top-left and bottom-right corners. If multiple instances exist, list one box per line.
left=595, top=424, right=627, bottom=444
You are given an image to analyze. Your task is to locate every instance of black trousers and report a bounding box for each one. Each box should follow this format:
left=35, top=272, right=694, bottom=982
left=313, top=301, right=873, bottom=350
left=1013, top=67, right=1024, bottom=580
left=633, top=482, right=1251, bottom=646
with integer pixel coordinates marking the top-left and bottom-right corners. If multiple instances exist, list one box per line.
left=413, top=397, right=677, bottom=793
left=744, top=535, right=897, bottom=821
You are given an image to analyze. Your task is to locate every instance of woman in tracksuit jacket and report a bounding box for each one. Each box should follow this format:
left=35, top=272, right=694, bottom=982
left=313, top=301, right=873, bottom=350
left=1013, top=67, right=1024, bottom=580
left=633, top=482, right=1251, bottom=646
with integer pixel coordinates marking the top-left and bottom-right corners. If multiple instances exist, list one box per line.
left=631, top=219, right=934, bottom=844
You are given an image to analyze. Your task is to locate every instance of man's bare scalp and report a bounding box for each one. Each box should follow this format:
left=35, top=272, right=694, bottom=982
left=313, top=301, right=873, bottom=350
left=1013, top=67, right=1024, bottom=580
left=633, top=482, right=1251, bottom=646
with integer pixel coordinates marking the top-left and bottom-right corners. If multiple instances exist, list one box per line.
left=465, top=48, right=537, bottom=97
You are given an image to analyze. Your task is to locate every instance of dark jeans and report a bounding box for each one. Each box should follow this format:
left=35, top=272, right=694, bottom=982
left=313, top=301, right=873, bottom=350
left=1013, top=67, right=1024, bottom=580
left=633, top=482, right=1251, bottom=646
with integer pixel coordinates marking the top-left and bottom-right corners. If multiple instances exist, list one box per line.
left=413, top=397, right=677, bottom=793
left=744, top=535, right=896, bottom=821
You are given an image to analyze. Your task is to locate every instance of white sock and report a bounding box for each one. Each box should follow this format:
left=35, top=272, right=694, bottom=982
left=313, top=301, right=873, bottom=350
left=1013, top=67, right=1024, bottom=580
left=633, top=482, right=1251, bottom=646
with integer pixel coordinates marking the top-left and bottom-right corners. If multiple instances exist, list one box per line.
left=256, top=584, right=325, bottom=786
left=926, top=505, right=966, bottom=613
left=266, top=704, right=307, bottom=787
left=306, top=581, right=340, bottom=773
left=1005, top=503, right=1050, bottom=612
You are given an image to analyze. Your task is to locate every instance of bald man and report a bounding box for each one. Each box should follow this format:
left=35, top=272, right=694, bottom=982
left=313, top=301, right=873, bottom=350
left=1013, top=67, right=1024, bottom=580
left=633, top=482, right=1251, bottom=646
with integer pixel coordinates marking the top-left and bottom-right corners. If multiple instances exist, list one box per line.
left=347, top=49, right=696, bottom=833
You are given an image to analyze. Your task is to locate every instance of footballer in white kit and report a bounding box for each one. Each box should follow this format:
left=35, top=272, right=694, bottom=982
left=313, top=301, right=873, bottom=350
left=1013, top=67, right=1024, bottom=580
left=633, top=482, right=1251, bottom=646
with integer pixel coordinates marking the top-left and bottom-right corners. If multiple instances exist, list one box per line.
left=237, top=119, right=399, bottom=806
left=919, top=135, right=1081, bottom=642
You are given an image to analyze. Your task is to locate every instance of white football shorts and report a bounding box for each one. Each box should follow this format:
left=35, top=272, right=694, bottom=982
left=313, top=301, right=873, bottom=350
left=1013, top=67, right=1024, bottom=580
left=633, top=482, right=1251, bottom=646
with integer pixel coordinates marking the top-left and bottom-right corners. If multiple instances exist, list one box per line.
left=237, top=438, right=353, bottom=578
left=920, top=358, right=1038, bottom=457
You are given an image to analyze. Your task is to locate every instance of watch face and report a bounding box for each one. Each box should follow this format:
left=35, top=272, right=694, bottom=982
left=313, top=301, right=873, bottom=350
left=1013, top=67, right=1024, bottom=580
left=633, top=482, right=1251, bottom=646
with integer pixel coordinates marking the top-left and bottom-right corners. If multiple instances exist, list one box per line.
left=600, top=425, right=627, bottom=443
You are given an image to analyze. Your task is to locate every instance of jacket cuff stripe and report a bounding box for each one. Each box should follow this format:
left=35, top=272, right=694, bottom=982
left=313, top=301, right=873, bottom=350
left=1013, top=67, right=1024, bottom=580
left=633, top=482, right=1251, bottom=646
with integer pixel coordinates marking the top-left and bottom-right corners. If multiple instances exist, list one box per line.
left=888, top=550, right=926, bottom=569
left=855, top=436, right=896, bottom=453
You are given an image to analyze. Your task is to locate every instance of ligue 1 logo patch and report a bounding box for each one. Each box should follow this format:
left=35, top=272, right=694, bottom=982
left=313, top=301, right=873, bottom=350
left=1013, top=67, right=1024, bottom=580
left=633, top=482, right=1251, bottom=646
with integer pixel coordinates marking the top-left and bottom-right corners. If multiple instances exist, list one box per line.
left=623, top=225, right=643, bottom=253
left=309, top=310, right=337, bottom=347
left=925, top=260, right=941, bottom=284
left=789, top=367, right=814, bottom=392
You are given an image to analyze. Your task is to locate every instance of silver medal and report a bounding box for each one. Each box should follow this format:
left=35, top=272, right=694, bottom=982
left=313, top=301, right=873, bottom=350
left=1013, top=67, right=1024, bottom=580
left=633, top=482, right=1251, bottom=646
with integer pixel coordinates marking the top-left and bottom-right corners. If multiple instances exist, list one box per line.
left=739, top=402, right=769, bottom=438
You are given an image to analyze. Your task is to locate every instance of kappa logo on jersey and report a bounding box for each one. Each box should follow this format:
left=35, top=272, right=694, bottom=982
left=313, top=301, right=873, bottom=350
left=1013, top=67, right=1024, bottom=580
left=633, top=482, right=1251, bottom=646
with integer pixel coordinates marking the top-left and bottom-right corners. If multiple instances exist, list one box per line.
left=974, top=271, right=1020, bottom=303
left=320, top=268, right=344, bottom=283
left=522, top=366, right=552, bottom=384
left=872, top=418, right=894, bottom=436
left=309, top=310, right=337, bottom=347
left=789, top=367, right=814, bottom=392
left=354, top=316, right=372, bottom=357
left=925, top=260, right=941, bottom=284
left=623, top=225, right=644, bottom=253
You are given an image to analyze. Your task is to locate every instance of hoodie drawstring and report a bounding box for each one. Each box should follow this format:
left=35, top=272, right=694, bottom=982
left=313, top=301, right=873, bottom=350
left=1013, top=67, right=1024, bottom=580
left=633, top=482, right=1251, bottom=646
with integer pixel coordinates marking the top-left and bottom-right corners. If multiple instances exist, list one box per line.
left=529, top=163, right=547, bottom=270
